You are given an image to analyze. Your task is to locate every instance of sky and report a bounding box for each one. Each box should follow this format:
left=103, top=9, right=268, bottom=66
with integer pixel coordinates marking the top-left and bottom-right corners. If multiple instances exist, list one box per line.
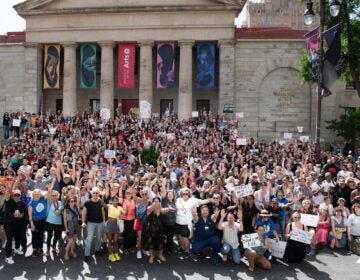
left=0, top=0, right=258, bottom=35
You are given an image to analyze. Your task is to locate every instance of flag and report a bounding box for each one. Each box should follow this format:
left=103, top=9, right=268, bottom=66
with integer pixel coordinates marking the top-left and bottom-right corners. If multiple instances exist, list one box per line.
left=157, top=43, right=175, bottom=89
left=80, top=44, right=97, bottom=89
left=118, top=43, right=135, bottom=88
left=304, top=27, right=320, bottom=82
left=43, top=44, right=60, bottom=89
left=323, top=24, right=343, bottom=95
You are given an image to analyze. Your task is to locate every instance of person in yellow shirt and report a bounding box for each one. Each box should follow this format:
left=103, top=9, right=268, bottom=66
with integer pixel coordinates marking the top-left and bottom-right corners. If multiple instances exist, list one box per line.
left=104, top=196, right=124, bottom=262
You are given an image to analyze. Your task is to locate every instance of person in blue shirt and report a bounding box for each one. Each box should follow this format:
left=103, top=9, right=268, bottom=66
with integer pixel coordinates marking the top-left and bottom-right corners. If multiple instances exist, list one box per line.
left=271, top=190, right=291, bottom=240
left=191, top=205, right=221, bottom=265
left=28, top=189, right=47, bottom=257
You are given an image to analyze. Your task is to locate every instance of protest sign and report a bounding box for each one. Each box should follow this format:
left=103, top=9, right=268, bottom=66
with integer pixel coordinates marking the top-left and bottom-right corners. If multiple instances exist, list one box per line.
left=192, top=111, right=199, bottom=118
left=49, top=127, right=57, bottom=135
left=241, top=233, right=260, bottom=249
left=100, top=108, right=111, bottom=120
left=235, top=112, right=244, bottom=119
left=300, top=214, right=319, bottom=228
left=104, top=150, right=116, bottom=159
left=283, top=132, right=293, bottom=140
left=299, top=135, right=310, bottom=142
left=236, top=138, right=247, bottom=146
left=236, top=184, right=254, bottom=197
left=268, top=239, right=287, bottom=259
left=140, top=100, right=151, bottom=119
left=290, top=229, right=313, bottom=244
left=12, top=119, right=20, bottom=127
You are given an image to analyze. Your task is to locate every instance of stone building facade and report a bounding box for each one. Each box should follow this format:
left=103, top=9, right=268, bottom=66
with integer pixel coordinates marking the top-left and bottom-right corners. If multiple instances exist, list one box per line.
left=0, top=0, right=359, bottom=143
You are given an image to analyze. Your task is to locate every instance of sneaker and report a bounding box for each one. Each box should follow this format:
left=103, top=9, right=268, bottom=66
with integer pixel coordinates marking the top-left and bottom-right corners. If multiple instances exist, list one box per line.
left=218, top=252, right=227, bottom=262
left=5, top=257, right=14, bottom=264
left=143, top=250, right=150, bottom=256
left=114, top=253, right=121, bottom=261
left=108, top=254, right=116, bottom=262
left=307, top=249, right=316, bottom=256
left=84, top=256, right=92, bottom=264
left=14, top=248, right=24, bottom=255
left=191, top=254, right=200, bottom=262
left=2, top=240, right=7, bottom=249
left=137, top=250, right=142, bottom=259
left=32, top=250, right=39, bottom=257
left=182, top=252, right=191, bottom=259
left=211, top=257, right=219, bottom=266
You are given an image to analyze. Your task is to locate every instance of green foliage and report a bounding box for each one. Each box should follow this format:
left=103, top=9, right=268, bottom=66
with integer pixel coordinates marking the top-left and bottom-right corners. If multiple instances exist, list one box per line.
left=326, top=109, right=360, bottom=146
left=298, top=52, right=314, bottom=83
left=140, top=144, right=158, bottom=167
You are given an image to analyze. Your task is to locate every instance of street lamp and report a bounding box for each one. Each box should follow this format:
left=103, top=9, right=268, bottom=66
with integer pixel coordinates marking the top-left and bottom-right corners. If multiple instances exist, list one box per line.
left=303, top=0, right=340, bottom=162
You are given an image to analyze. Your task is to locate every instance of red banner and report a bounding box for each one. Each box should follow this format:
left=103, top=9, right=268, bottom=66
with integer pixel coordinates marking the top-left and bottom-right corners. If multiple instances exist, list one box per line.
left=118, top=43, right=135, bottom=88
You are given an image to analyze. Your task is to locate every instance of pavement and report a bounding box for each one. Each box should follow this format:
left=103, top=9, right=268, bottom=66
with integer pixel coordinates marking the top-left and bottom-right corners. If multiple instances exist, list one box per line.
left=0, top=242, right=359, bottom=280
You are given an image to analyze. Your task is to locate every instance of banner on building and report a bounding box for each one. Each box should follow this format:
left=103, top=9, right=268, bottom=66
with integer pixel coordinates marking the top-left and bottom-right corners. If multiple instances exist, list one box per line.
left=43, top=44, right=60, bottom=89
left=118, top=43, right=135, bottom=88
left=304, top=27, right=320, bottom=83
left=157, top=43, right=175, bottom=88
left=80, top=44, right=97, bottom=89
left=196, top=42, right=215, bottom=88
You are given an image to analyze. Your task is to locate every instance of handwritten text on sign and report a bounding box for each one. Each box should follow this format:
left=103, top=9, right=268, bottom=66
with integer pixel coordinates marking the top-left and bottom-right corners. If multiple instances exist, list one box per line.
left=300, top=214, right=319, bottom=228
left=104, top=150, right=116, bottom=159
left=241, top=233, right=260, bottom=249
left=236, top=184, right=254, bottom=198
left=290, top=229, right=313, bottom=244
left=268, top=239, right=287, bottom=259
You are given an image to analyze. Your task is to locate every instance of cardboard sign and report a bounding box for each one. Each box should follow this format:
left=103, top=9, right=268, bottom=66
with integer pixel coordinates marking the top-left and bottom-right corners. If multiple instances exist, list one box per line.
left=236, top=138, right=247, bottom=146
left=100, top=108, right=111, bottom=120
left=283, top=132, right=293, bottom=140
left=268, top=239, right=287, bottom=259
left=104, top=150, right=116, bottom=159
left=236, top=184, right=253, bottom=198
left=290, top=229, right=313, bottom=244
left=235, top=112, right=244, bottom=119
left=12, top=119, right=20, bottom=127
left=299, top=135, right=310, bottom=142
left=300, top=214, right=319, bottom=228
left=241, top=233, right=260, bottom=249
left=192, top=111, right=199, bottom=118
left=49, top=127, right=57, bottom=135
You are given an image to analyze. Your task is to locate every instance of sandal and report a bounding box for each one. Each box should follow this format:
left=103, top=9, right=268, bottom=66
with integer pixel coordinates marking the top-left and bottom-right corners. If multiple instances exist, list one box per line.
left=248, top=267, right=254, bottom=272
left=148, top=255, right=154, bottom=264
left=64, top=253, right=69, bottom=261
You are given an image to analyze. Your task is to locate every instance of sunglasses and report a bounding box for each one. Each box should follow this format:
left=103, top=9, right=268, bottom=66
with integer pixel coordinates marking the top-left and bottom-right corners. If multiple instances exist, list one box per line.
left=13, top=194, right=20, bottom=197
left=141, top=193, right=148, bottom=196
left=70, top=200, right=76, bottom=203
left=293, top=216, right=300, bottom=219
left=92, top=192, right=99, bottom=195
left=182, top=193, right=189, bottom=196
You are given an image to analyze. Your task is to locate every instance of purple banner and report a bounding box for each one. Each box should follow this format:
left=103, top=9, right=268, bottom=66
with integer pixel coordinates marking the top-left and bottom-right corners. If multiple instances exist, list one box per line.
left=157, top=43, right=175, bottom=89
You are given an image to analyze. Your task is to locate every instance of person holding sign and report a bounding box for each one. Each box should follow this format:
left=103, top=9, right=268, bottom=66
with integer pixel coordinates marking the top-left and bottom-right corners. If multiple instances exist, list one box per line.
left=283, top=211, right=308, bottom=263
left=217, top=209, right=243, bottom=264
left=244, top=225, right=271, bottom=272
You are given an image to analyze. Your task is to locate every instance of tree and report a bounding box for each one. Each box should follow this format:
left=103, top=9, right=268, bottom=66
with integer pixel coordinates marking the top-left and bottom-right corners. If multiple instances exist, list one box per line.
left=326, top=109, right=360, bottom=147
left=140, top=144, right=158, bottom=167
left=297, top=0, right=360, bottom=97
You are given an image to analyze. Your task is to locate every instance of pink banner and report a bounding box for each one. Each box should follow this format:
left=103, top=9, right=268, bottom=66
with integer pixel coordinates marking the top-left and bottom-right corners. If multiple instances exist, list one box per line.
left=118, top=43, right=135, bottom=89
left=157, top=43, right=175, bottom=89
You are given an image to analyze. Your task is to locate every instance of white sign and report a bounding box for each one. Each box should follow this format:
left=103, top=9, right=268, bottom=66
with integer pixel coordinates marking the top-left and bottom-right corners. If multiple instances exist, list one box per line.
left=140, top=100, right=151, bottom=119
left=235, top=112, right=244, bottom=119
left=192, top=111, right=199, bottom=118
left=152, top=113, right=160, bottom=118
left=236, top=138, right=247, bottom=146
left=100, top=108, right=111, bottom=121
left=236, top=184, right=254, bottom=198
left=49, top=127, right=57, bottom=135
left=241, top=233, right=260, bottom=249
left=299, top=135, right=310, bottom=142
left=12, top=119, right=20, bottom=127
left=166, top=133, right=176, bottom=141
left=290, top=229, right=313, bottom=244
left=268, top=239, right=287, bottom=259
left=104, top=150, right=116, bottom=159
left=300, top=214, right=319, bottom=228
left=283, top=132, right=293, bottom=140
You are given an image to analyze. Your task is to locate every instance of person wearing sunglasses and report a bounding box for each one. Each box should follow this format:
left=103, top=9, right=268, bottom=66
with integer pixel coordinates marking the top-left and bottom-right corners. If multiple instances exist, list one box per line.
left=3, top=189, right=27, bottom=264
left=283, top=211, right=308, bottom=263
left=63, top=196, right=81, bottom=261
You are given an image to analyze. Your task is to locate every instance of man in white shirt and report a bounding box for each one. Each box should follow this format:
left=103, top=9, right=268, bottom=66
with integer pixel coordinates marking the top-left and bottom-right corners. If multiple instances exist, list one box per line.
left=322, top=172, right=335, bottom=195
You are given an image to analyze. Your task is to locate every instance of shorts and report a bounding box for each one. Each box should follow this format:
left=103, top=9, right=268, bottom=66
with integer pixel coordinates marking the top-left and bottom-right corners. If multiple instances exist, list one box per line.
left=175, top=223, right=190, bottom=238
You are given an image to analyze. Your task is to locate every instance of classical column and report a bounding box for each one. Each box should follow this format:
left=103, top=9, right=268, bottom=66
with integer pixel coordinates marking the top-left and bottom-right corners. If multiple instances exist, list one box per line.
left=138, top=41, right=154, bottom=118
left=99, top=41, right=115, bottom=115
left=178, top=40, right=194, bottom=121
left=62, top=42, right=77, bottom=117
left=218, top=40, right=235, bottom=115
left=24, top=43, right=42, bottom=114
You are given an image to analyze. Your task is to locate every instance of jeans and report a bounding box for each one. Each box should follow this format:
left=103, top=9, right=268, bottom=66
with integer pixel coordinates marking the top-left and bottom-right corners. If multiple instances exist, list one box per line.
left=84, top=222, right=103, bottom=257
left=222, top=243, right=241, bottom=264
left=3, top=125, right=9, bottom=139
left=277, top=216, right=286, bottom=241
left=192, top=236, right=221, bottom=258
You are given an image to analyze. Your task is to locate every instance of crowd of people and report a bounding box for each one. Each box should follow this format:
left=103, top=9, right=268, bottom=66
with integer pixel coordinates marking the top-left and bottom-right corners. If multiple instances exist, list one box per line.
left=0, top=109, right=360, bottom=272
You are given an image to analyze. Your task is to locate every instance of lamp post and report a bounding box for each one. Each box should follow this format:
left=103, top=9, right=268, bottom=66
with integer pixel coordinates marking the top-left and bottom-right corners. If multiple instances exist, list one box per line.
left=303, top=0, right=341, bottom=162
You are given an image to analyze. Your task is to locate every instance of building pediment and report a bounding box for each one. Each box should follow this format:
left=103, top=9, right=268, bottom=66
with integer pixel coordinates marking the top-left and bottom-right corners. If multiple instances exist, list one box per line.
left=15, top=0, right=246, bottom=16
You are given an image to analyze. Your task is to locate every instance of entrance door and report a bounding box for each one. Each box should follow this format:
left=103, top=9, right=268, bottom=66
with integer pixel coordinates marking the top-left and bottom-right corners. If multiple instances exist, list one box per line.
left=160, top=99, right=173, bottom=118
left=56, top=99, right=63, bottom=114
left=196, top=100, right=210, bottom=114
left=90, top=99, right=100, bottom=112
left=122, top=99, right=139, bottom=115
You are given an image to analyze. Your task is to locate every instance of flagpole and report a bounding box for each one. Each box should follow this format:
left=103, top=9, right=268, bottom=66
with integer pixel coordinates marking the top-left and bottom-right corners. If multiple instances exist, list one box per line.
left=315, top=0, right=325, bottom=163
